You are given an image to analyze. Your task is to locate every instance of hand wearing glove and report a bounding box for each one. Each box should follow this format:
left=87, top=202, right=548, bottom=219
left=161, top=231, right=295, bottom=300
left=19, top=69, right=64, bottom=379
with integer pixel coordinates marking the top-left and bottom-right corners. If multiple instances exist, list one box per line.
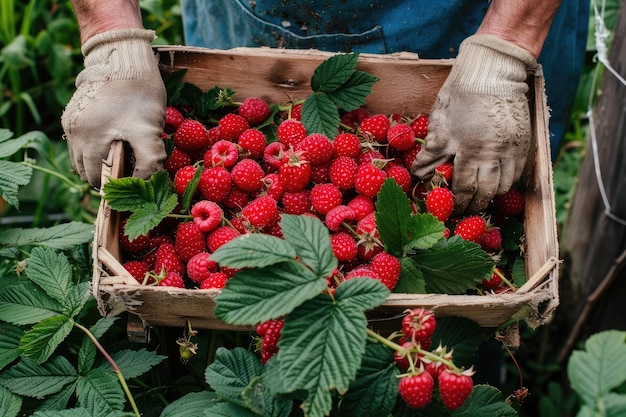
left=61, top=29, right=167, bottom=189
left=411, top=34, right=537, bottom=214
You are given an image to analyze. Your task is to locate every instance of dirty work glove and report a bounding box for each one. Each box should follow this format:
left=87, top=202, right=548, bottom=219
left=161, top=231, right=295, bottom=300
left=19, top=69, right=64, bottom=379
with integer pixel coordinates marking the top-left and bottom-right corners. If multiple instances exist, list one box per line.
left=411, top=34, right=536, bottom=214
left=62, top=29, right=167, bottom=189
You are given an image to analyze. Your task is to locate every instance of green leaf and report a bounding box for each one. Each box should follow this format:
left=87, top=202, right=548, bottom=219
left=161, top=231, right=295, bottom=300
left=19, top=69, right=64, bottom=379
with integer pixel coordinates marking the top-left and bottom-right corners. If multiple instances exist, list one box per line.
left=36, top=385, right=77, bottom=413
left=61, top=283, right=92, bottom=319
left=405, top=213, right=446, bottom=251
left=31, top=408, right=92, bottom=417
left=0, top=356, right=77, bottom=399
left=0, top=160, right=32, bottom=210
left=210, top=234, right=297, bottom=269
left=451, top=384, right=517, bottom=416
left=0, top=385, right=22, bottom=417
left=160, top=392, right=219, bottom=417
left=0, top=130, right=46, bottom=158
left=181, top=165, right=203, bottom=213
left=20, top=316, right=74, bottom=364
left=242, top=375, right=293, bottom=417
left=108, top=348, right=166, bottom=379
left=205, top=347, right=263, bottom=406
left=0, top=324, right=23, bottom=370
left=603, top=393, right=626, bottom=417
left=78, top=318, right=119, bottom=375
left=76, top=367, right=125, bottom=416
left=214, top=261, right=327, bottom=325
left=204, top=402, right=262, bottom=417
left=277, top=278, right=389, bottom=417
left=413, top=236, right=494, bottom=294
left=301, top=93, right=341, bottom=138
left=328, top=71, right=379, bottom=112
left=375, top=179, right=413, bottom=257
left=101, top=176, right=155, bottom=211
left=567, top=330, right=626, bottom=407
left=339, top=344, right=399, bottom=417
left=393, top=256, right=426, bottom=294
left=280, top=214, right=337, bottom=279
left=0, top=282, right=63, bottom=325
left=430, top=317, right=483, bottom=369
left=0, top=222, right=94, bottom=250
left=124, top=197, right=178, bottom=240
left=310, top=53, right=359, bottom=93
left=25, top=247, right=72, bottom=304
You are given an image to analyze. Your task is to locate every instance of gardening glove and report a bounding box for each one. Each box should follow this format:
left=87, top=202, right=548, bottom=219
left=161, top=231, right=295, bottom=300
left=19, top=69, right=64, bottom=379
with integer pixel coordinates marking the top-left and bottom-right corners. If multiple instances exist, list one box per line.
left=411, top=34, right=536, bottom=214
left=61, top=29, right=167, bottom=190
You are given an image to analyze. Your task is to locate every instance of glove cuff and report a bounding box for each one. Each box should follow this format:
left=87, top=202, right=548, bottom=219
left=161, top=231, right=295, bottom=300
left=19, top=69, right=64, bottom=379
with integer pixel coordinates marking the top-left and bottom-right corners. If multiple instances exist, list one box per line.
left=80, top=29, right=160, bottom=81
left=447, top=34, right=537, bottom=97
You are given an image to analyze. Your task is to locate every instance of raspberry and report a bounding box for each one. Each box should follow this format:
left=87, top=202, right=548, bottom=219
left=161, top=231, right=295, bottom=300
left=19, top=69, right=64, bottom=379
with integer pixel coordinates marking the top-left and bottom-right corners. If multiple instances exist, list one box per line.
left=281, top=190, right=311, bottom=215
left=398, top=371, right=434, bottom=409
left=278, top=150, right=311, bottom=193
left=154, top=242, right=185, bottom=276
left=200, top=272, right=229, bottom=289
left=310, top=183, right=343, bottom=215
left=159, top=271, right=185, bottom=288
left=387, top=123, right=416, bottom=151
left=218, top=113, right=249, bottom=141
left=296, top=133, right=333, bottom=165
left=359, top=114, right=390, bottom=143
left=402, top=144, right=422, bottom=170
left=393, top=340, right=421, bottom=371
left=187, top=251, right=218, bottom=284
left=289, top=103, right=302, bottom=120
left=174, top=222, right=206, bottom=262
left=256, top=319, right=284, bottom=364
left=438, top=369, right=474, bottom=410
left=277, top=118, right=307, bottom=147
left=332, top=132, right=362, bottom=158
left=198, top=167, right=232, bottom=203
left=357, top=149, right=385, bottom=165
left=237, top=128, right=267, bottom=160
left=310, top=163, right=330, bottom=184
left=369, top=251, right=401, bottom=290
left=354, top=163, right=387, bottom=198
left=328, top=156, right=358, bottom=191
left=492, top=188, right=525, bottom=217
left=434, top=161, right=454, bottom=185
left=263, top=141, right=287, bottom=170
left=344, top=265, right=379, bottom=281
left=330, top=232, right=358, bottom=262
left=346, top=195, right=375, bottom=221
left=325, top=205, right=355, bottom=232
left=222, top=188, right=249, bottom=210
left=481, top=227, right=502, bottom=253
left=206, top=140, right=239, bottom=168
left=261, top=173, right=287, bottom=201
left=241, top=196, right=279, bottom=228
left=174, top=119, right=212, bottom=151
left=453, top=215, right=487, bottom=244
left=238, top=97, right=270, bottom=125
left=164, top=147, right=192, bottom=176
left=385, top=163, right=412, bottom=193
left=173, top=165, right=197, bottom=196
left=119, top=218, right=151, bottom=252
left=425, top=187, right=454, bottom=222
left=231, top=158, right=265, bottom=193
left=482, top=268, right=504, bottom=291
left=191, top=200, right=223, bottom=233
left=207, top=226, right=241, bottom=252
left=340, top=107, right=370, bottom=130
left=164, top=106, right=184, bottom=133
left=123, top=260, right=151, bottom=284
left=401, top=308, right=437, bottom=344
left=410, top=113, right=429, bottom=139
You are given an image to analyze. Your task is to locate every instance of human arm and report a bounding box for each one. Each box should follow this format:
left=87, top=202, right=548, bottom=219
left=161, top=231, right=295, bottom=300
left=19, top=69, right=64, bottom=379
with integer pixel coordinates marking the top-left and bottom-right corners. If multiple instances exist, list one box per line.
left=62, top=0, right=166, bottom=189
left=411, top=0, right=563, bottom=213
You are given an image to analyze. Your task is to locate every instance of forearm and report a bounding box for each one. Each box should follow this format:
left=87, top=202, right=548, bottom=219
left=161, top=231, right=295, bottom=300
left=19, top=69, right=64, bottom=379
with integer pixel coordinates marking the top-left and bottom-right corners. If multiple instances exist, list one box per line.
left=477, top=0, right=563, bottom=58
left=70, top=0, right=144, bottom=44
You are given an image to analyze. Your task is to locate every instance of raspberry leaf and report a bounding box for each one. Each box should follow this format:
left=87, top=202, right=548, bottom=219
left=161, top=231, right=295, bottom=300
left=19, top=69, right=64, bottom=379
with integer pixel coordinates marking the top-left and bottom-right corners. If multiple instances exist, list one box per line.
left=0, top=222, right=93, bottom=251
left=310, top=53, right=358, bottom=93
left=209, top=233, right=297, bottom=269
left=411, top=236, right=494, bottom=294
left=328, top=71, right=379, bottom=112
left=452, top=385, right=518, bottom=416
left=338, top=343, right=399, bottom=417
left=181, top=166, right=202, bottom=213
left=301, top=93, right=341, bottom=139
left=276, top=278, right=389, bottom=417
left=405, top=213, right=447, bottom=251
left=375, top=179, right=413, bottom=258
left=19, top=315, right=73, bottom=364
left=393, top=257, right=426, bottom=294
left=280, top=214, right=337, bottom=280
left=205, top=347, right=263, bottom=408
left=214, top=261, right=327, bottom=325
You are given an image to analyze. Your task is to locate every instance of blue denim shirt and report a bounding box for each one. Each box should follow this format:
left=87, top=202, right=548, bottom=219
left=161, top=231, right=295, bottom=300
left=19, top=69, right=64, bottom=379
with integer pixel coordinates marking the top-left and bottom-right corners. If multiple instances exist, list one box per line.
left=181, top=0, right=589, bottom=157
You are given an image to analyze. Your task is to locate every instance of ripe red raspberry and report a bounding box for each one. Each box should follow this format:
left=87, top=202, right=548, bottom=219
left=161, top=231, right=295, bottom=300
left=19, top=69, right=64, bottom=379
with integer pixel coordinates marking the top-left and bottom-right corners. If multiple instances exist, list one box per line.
left=256, top=319, right=284, bottom=364
left=173, top=165, right=197, bottom=196
left=425, top=187, right=455, bottom=222
left=328, top=156, right=358, bottom=191
left=387, top=123, right=416, bottom=151
left=310, top=183, right=343, bottom=215
left=330, top=232, right=358, bottom=262
left=206, top=140, right=239, bottom=168
left=357, top=149, right=385, bottom=165
left=174, top=119, right=212, bottom=150
left=278, top=150, right=311, bottom=193
left=492, top=188, right=525, bottom=217
left=237, top=128, right=267, bottom=160
left=281, top=189, right=311, bottom=215
left=164, top=147, right=192, bottom=175
left=359, top=114, right=390, bottom=143
left=242, top=196, right=279, bottom=228
left=340, top=107, right=370, bottom=129
left=355, top=212, right=379, bottom=239
left=222, top=188, right=249, bottom=210
left=277, top=118, right=307, bottom=147
left=238, top=97, right=271, bottom=125
left=402, top=144, right=422, bottom=170
left=186, top=251, right=218, bottom=284
left=438, top=369, right=474, bottom=410
left=123, top=260, right=151, bottom=284
left=218, top=113, right=249, bottom=141
left=207, top=226, right=241, bottom=252
left=434, top=161, right=454, bottom=185
left=453, top=215, right=487, bottom=244
left=398, top=371, right=435, bottom=409
left=296, top=133, right=334, bottom=165
left=289, top=103, right=302, bottom=120
left=164, top=106, right=184, bottom=133
left=198, top=166, right=232, bottom=203
left=159, top=271, right=185, bottom=288
left=325, top=205, right=356, bottom=232
left=154, top=242, right=185, bottom=276
left=481, top=227, right=502, bottom=253
left=401, top=308, right=437, bottom=344
left=354, top=163, right=387, bottom=198
left=332, top=133, right=361, bottom=158
left=346, top=195, right=375, bottom=221
left=482, top=268, right=504, bottom=291
left=410, top=113, right=429, bottom=139
left=385, top=163, right=412, bottom=193
left=263, top=219, right=283, bottom=238
left=191, top=200, right=223, bottom=233
left=393, top=340, right=421, bottom=371
left=344, top=265, right=379, bottom=281
left=369, top=251, right=401, bottom=290
left=200, top=272, right=229, bottom=289
left=261, top=173, right=287, bottom=201
left=139, top=234, right=172, bottom=268
left=231, top=158, right=265, bottom=193
left=263, top=141, right=288, bottom=170
left=175, top=222, right=206, bottom=262
left=310, top=163, right=330, bottom=184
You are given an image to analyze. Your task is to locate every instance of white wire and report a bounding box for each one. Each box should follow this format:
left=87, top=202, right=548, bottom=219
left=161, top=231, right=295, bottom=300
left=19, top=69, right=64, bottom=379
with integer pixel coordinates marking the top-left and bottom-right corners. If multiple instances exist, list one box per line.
left=586, top=0, right=626, bottom=226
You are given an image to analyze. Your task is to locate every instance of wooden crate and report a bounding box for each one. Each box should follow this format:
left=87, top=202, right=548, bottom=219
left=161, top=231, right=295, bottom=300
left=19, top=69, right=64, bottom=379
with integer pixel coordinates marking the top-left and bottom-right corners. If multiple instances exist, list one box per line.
left=92, top=46, right=559, bottom=333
